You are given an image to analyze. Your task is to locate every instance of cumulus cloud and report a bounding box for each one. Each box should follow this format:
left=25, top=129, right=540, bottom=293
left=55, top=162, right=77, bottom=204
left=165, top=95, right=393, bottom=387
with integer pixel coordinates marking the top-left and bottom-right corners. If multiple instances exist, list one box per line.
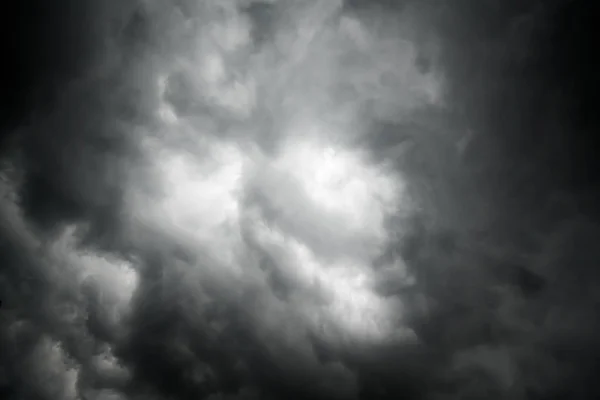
left=2, top=0, right=600, bottom=399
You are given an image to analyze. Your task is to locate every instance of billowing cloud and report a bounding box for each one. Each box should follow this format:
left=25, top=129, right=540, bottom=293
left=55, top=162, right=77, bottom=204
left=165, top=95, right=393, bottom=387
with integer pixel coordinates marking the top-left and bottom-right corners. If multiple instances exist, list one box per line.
left=2, top=0, right=600, bottom=399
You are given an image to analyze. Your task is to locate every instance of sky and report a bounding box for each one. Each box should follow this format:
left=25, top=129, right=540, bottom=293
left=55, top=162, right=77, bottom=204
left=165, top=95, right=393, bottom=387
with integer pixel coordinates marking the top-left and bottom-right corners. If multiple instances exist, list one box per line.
left=1, top=0, right=600, bottom=399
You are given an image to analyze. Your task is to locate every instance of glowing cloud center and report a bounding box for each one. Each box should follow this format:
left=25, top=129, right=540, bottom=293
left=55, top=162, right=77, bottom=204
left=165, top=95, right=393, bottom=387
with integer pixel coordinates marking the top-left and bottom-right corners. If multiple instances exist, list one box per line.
left=134, top=3, right=415, bottom=344
left=275, top=131, right=401, bottom=237
left=257, top=129, right=404, bottom=340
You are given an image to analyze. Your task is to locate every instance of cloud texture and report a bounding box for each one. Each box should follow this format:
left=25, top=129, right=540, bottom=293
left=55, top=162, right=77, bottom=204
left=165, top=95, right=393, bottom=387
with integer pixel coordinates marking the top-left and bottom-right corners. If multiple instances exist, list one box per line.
left=2, top=0, right=600, bottom=399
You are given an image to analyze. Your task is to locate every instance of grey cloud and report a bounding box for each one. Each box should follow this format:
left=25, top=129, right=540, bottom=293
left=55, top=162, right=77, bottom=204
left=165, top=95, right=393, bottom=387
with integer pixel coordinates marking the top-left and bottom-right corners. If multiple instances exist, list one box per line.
left=3, top=0, right=600, bottom=400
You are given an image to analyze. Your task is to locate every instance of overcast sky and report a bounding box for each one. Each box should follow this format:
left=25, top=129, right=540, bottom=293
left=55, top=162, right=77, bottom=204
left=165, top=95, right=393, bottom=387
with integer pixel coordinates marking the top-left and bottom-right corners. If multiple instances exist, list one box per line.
left=1, top=1, right=600, bottom=399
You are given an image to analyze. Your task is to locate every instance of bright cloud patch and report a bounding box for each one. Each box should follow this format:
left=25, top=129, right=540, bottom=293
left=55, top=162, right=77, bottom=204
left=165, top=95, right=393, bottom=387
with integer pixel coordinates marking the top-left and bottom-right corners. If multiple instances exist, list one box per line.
left=253, top=223, right=400, bottom=342
left=276, top=132, right=401, bottom=237
left=242, top=128, right=408, bottom=342
left=155, top=143, right=244, bottom=241
left=131, top=120, right=407, bottom=343
left=122, top=0, right=430, bottom=354
left=129, top=135, right=249, bottom=267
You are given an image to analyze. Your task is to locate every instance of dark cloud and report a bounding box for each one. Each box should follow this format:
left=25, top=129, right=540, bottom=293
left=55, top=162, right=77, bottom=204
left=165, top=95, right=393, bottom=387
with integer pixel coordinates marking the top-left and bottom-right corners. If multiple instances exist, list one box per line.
left=2, top=0, right=600, bottom=399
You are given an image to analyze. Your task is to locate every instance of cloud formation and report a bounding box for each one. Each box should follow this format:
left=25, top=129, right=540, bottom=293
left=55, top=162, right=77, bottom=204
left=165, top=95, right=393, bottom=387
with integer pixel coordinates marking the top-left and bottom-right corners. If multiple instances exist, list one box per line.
left=2, top=0, right=600, bottom=399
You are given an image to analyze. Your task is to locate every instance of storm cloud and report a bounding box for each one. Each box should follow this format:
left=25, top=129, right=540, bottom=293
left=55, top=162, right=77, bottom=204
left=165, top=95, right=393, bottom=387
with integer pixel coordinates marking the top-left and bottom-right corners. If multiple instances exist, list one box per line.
left=2, top=0, right=600, bottom=399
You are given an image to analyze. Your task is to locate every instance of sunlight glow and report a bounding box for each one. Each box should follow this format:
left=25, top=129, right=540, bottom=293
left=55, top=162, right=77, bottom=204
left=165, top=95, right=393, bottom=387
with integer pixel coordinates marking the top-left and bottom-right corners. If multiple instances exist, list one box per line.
left=275, top=130, right=401, bottom=237
left=137, top=121, right=406, bottom=342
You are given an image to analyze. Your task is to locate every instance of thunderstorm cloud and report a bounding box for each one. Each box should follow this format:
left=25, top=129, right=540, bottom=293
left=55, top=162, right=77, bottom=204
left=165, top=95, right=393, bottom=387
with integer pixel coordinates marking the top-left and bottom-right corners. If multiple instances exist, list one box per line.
left=2, top=1, right=600, bottom=399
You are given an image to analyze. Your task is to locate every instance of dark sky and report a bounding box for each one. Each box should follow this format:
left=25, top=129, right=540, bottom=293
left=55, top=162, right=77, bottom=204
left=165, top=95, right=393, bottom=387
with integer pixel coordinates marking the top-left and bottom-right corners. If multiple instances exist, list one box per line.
left=2, top=1, right=600, bottom=399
